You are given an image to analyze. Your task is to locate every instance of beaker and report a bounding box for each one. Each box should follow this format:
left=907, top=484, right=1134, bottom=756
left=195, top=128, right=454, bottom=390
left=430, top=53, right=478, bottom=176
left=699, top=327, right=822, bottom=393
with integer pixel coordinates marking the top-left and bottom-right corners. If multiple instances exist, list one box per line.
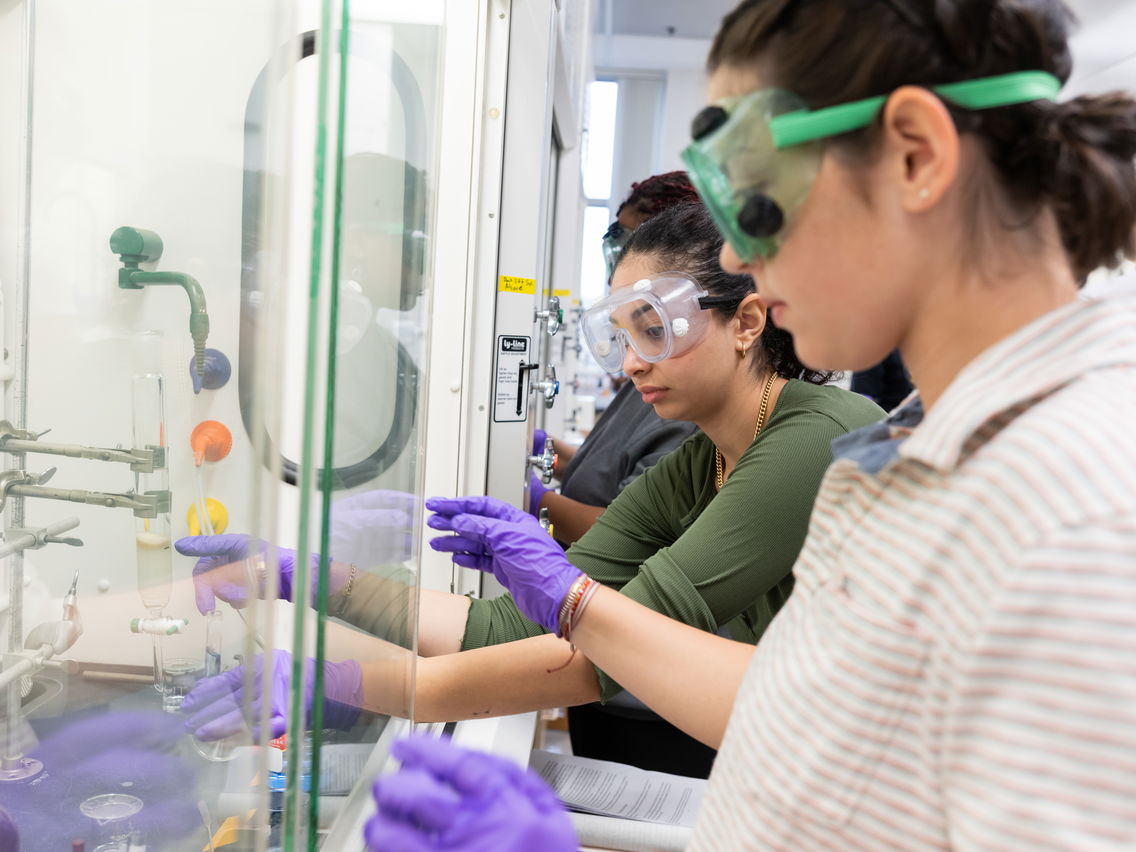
left=79, top=792, right=142, bottom=851
left=160, top=657, right=202, bottom=713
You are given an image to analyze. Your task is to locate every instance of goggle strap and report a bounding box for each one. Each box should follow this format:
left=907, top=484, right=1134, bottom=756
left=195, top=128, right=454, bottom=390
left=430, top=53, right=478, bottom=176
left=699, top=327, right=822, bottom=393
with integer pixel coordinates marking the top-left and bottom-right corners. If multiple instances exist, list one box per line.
left=769, top=70, right=1061, bottom=149
left=697, top=295, right=741, bottom=310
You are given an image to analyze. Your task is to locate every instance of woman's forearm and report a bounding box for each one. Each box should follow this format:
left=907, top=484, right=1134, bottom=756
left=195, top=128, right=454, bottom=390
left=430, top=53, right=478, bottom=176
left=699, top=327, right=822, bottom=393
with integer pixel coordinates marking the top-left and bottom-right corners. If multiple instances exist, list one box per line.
left=571, top=585, right=753, bottom=748
left=540, top=491, right=605, bottom=545
left=408, top=634, right=601, bottom=723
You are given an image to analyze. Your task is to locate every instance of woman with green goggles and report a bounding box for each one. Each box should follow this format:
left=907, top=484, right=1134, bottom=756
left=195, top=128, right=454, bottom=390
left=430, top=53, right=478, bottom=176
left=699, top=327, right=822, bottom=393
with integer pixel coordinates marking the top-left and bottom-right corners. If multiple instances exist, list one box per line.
left=368, top=1, right=1136, bottom=850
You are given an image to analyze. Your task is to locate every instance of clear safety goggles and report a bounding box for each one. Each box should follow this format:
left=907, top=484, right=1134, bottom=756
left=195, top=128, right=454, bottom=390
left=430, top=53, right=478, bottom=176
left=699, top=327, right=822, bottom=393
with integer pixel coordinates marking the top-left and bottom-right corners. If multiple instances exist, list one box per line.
left=581, top=274, right=733, bottom=374
left=681, top=71, right=1061, bottom=264
left=601, top=220, right=632, bottom=280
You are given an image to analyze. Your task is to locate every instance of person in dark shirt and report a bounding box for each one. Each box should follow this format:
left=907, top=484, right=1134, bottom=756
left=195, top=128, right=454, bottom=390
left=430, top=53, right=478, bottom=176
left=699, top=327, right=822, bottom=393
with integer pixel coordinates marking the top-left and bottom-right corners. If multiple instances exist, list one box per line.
left=532, top=172, right=701, bottom=544
left=850, top=347, right=914, bottom=411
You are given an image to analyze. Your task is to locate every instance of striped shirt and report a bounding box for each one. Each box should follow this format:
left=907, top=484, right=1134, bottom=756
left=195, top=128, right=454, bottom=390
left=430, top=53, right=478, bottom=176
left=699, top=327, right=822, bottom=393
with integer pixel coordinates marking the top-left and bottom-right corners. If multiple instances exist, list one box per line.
left=691, top=297, right=1136, bottom=851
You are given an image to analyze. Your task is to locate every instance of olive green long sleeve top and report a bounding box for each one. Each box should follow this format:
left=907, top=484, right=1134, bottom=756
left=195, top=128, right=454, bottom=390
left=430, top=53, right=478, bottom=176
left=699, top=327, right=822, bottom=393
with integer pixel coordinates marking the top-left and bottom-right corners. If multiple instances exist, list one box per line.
left=462, top=380, right=885, bottom=700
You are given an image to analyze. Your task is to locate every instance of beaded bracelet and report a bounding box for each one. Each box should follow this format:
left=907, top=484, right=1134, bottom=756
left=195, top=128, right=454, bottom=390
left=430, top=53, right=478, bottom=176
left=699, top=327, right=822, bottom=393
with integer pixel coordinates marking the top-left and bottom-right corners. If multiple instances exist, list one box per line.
left=333, top=563, right=359, bottom=618
left=563, top=577, right=599, bottom=649
left=556, top=574, right=588, bottom=638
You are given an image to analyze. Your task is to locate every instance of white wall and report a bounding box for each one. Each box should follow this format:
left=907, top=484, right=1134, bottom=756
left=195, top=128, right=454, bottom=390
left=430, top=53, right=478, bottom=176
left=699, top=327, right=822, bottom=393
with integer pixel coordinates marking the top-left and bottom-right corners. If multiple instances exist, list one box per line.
left=597, top=34, right=710, bottom=194
left=657, top=68, right=709, bottom=171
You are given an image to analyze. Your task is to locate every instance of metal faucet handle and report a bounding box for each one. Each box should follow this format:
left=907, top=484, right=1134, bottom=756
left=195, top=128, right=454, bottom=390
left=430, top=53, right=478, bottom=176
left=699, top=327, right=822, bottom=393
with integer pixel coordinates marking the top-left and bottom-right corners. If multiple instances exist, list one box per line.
left=532, top=364, right=560, bottom=409
left=535, top=296, right=564, bottom=336
left=527, top=436, right=558, bottom=484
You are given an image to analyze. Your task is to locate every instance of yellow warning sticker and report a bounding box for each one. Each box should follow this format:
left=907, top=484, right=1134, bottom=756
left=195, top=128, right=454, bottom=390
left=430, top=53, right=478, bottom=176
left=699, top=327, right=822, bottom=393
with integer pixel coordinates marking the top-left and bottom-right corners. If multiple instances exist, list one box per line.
left=551, top=288, right=572, bottom=298
left=498, top=275, right=537, bottom=295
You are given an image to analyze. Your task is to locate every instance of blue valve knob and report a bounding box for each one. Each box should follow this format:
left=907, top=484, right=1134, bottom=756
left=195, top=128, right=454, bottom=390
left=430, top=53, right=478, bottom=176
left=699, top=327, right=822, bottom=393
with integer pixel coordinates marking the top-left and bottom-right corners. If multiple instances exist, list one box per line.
left=189, top=348, right=232, bottom=394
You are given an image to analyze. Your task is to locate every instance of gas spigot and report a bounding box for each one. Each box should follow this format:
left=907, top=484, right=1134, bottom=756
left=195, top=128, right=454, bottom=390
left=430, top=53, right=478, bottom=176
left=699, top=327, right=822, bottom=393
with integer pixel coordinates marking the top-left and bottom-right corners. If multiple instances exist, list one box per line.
left=110, top=226, right=210, bottom=383
left=531, top=364, right=560, bottom=410
left=527, top=436, right=557, bottom=484
left=535, top=296, right=564, bottom=336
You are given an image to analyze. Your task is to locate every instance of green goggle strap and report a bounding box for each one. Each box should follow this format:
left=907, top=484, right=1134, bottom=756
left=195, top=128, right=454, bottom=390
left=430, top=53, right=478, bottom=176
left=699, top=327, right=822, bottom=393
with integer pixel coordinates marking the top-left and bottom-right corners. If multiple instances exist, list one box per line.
left=769, top=71, right=1061, bottom=150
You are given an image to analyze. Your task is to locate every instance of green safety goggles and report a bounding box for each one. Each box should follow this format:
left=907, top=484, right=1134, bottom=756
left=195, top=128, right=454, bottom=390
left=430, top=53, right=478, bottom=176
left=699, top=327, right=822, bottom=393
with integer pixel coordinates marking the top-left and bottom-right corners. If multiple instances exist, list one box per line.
left=681, top=71, right=1061, bottom=264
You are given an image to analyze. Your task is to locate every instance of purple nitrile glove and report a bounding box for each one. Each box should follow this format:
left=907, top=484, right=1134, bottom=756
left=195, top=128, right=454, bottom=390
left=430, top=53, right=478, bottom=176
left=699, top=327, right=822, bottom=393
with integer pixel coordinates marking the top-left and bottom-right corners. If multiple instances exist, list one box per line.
left=181, top=649, right=364, bottom=741
left=426, top=496, right=581, bottom=633
left=531, top=428, right=548, bottom=457
left=176, top=534, right=358, bottom=615
left=328, top=489, right=417, bottom=567
left=527, top=471, right=552, bottom=517
left=175, top=534, right=308, bottom=614
left=365, top=735, right=576, bottom=852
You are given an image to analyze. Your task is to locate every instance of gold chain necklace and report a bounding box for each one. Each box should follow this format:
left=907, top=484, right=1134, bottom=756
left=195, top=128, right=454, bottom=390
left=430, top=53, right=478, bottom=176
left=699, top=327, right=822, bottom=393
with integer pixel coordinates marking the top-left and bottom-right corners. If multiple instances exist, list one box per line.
left=715, top=372, right=778, bottom=491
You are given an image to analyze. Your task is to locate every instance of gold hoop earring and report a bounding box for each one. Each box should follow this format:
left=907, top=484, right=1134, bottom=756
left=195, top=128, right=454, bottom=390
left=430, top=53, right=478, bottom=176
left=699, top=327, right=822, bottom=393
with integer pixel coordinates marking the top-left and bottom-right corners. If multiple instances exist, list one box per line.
left=738, top=345, right=748, bottom=360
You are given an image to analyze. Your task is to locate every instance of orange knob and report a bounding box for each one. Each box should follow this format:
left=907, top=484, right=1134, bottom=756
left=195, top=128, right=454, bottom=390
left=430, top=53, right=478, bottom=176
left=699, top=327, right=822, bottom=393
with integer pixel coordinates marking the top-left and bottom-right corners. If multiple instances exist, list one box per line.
left=190, top=420, right=233, bottom=465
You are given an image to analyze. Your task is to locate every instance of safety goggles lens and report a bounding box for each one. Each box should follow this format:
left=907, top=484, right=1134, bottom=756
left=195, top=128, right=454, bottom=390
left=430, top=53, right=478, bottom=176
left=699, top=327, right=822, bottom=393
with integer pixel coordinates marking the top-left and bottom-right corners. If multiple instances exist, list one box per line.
left=582, top=275, right=713, bottom=374
left=681, top=88, right=820, bottom=265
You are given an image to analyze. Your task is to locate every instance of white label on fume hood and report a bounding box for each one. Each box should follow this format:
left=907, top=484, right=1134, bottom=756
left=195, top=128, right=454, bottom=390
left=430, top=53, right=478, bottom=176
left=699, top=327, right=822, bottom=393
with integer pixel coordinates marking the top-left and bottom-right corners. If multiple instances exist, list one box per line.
left=493, top=335, right=532, bottom=422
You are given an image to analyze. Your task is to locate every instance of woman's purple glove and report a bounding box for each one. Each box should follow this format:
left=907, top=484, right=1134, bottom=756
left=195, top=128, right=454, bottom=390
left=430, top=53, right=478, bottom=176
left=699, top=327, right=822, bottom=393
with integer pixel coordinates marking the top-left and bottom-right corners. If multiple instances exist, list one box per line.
left=181, top=649, right=364, bottom=741
left=174, top=534, right=318, bottom=614
left=426, top=496, right=581, bottom=633
left=527, top=471, right=552, bottom=517
left=365, top=735, right=576, bottom=852
left=532, top=428, right=548, bottom=457
left=177, top=491, right=417, bottom=615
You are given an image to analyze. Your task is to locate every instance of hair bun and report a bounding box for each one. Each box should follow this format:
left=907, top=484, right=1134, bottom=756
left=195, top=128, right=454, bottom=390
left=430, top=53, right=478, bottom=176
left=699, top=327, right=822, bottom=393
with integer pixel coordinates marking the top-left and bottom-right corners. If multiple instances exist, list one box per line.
left=1047, top=93, right=1136, bottom=160
left=1042, top=92, right=1136, bottom=279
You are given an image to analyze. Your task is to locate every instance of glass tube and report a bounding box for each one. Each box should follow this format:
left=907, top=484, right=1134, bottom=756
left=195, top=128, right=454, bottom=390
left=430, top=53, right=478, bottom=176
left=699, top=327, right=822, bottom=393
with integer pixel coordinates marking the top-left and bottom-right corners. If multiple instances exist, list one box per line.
left=204, top=610, right=222, bottom=678
left=132, top=374, right=172, bottom=695
left=131, top=374, right=172, bottom=612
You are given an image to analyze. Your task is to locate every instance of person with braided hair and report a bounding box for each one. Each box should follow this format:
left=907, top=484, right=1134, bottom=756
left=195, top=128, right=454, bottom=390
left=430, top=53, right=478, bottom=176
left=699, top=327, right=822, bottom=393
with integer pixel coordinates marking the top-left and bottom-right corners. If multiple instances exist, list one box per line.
left=600, top=170, right=703, bottom=278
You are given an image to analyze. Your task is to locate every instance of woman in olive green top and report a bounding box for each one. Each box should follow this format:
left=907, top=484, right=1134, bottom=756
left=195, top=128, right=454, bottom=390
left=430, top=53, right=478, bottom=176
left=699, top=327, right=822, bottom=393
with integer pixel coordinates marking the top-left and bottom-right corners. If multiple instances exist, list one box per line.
left=183, top=203, right=883, bottom=776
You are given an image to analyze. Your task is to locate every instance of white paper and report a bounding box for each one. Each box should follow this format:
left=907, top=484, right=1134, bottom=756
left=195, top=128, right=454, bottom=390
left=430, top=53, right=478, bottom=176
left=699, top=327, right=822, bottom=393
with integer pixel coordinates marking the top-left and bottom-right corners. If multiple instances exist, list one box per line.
left=572, top=812, right=692, bottom=852
left=529, top=750, right=705, bottom=827
left=318, top=743, right=375, bottom=795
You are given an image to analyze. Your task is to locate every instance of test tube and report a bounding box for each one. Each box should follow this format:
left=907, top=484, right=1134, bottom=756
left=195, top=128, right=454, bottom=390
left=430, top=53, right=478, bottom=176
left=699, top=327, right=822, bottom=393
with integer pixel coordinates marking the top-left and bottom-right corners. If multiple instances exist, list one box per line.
left=204, top=610, right=222, bottom=678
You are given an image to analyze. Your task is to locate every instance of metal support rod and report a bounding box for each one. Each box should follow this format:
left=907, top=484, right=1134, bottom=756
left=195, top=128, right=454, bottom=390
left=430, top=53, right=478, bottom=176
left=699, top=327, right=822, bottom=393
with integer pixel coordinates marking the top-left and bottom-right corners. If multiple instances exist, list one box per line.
left=0, top=648, right=46, bottom=692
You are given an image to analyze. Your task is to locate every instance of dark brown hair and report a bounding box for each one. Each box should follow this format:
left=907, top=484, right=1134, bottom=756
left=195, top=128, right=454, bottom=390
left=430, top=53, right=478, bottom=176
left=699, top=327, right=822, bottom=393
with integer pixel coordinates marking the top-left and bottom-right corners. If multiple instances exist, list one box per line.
left=621, top=202, right=834, bottom=384
left=708, top=0, right=1136, bottom=281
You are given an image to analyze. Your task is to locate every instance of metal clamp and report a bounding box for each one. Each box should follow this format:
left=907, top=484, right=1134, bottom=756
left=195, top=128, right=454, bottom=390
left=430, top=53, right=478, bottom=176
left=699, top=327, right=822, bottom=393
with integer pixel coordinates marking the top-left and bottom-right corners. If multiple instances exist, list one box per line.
left=5, top=478, right=171, bottom=519
left=535, top=296, right=564, bottom=336
left=0, top=517, right=83, bottom=558
left=0, top=420, right=166, bottom=472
